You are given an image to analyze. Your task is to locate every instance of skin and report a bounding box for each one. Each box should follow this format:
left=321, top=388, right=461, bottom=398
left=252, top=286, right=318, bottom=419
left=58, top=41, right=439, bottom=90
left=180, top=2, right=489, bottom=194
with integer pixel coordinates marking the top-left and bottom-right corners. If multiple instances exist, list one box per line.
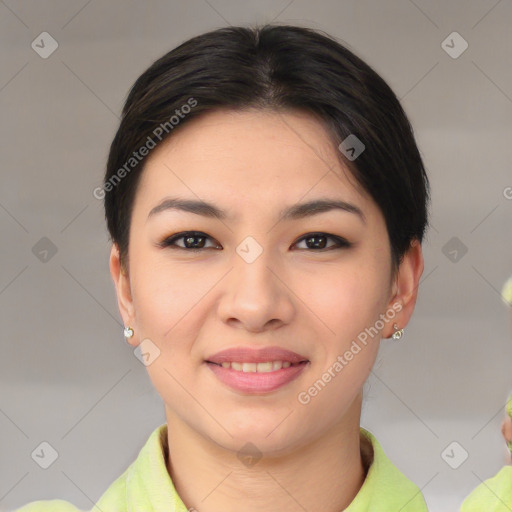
left=503, top=413, right=512, bottom=464
left=502, top=418, right=512, bottom=444
left=110, top=109, right=424, bottom=512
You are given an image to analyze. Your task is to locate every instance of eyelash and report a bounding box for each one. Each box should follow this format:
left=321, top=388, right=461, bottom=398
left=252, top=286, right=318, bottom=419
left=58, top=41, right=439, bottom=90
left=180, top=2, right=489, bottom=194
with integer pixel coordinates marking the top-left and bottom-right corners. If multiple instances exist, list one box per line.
left=158, top=231, right=352, bottom=252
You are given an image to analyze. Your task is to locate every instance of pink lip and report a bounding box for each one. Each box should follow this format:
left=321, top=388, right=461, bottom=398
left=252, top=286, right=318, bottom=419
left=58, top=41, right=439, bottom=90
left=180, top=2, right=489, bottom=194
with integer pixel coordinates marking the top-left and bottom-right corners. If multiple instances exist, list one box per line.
left=204, top=346, right=310, bottom=394
left=206, top=346, right=309, bottom=365
left=205, top=361, right=309, bottom=394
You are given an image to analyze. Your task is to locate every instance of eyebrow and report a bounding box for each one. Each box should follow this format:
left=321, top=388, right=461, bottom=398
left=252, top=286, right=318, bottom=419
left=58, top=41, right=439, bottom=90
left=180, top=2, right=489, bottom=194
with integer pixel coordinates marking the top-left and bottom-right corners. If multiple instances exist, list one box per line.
left=147, top=197, right=365, bottom=224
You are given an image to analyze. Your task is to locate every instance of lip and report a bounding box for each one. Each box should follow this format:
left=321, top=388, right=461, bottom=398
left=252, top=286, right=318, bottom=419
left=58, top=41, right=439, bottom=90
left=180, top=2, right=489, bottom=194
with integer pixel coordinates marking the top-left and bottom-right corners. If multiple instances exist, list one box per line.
left=204, top=346, right=310, bottom=394
left=205, top=360, right=309, bottom=394
left=205, top=346, right=309, bottom=365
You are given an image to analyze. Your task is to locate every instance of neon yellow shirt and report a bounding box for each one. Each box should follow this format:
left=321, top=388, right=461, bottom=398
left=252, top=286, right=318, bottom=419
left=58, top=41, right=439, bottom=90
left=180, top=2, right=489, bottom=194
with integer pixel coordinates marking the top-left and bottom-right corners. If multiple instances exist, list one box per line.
left=13, top=423, right=428, bottom=511
left=460, top=465, right=512, bottom=511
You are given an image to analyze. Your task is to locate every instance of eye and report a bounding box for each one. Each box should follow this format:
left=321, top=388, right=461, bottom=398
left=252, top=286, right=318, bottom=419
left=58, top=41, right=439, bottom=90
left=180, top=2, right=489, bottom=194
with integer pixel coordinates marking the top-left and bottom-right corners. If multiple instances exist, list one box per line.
left=158, top=231, right=221, bottom=250
left=158, top=231, right=352, bottom=251
left=293, top=233, right=352, bottom=251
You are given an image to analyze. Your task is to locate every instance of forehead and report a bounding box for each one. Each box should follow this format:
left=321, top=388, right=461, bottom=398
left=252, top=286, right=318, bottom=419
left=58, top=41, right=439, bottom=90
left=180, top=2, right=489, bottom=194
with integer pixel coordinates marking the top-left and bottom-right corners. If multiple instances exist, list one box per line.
left=135, top=109, right=371, bottom=216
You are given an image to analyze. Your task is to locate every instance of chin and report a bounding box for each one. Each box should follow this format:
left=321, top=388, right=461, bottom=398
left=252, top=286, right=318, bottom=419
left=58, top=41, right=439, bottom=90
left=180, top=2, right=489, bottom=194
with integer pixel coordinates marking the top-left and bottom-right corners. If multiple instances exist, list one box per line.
left=219, top=416, right=297, bottom=445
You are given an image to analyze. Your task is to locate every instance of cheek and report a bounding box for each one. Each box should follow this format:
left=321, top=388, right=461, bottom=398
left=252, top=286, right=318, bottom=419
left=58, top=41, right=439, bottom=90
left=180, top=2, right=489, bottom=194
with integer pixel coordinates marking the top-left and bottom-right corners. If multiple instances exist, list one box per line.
left=301, top=258, right=390, bottom=346
left=130, top=253, right=208, bottom=338
left=129, top=258, right=210, bottom=405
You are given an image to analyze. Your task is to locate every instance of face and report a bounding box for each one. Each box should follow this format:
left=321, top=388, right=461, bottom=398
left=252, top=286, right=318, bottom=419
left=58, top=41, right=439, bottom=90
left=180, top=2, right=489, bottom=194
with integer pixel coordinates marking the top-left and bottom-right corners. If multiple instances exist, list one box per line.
left=111, top=109, right=422, bottom=455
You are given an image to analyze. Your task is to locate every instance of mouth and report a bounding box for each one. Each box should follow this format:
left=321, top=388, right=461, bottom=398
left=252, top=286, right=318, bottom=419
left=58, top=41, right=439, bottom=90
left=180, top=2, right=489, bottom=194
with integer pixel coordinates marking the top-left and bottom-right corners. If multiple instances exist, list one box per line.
left=204, top=346, right=310, bottom=393
left=205, top=345, right=309, bottom=368
left=205, top=360, right=309, bottom=373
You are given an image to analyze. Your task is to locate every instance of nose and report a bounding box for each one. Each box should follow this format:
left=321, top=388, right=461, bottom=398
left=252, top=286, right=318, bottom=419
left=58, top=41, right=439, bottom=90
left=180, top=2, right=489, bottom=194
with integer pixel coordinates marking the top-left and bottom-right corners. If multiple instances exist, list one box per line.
left=217, top=249, right=295, bottom=333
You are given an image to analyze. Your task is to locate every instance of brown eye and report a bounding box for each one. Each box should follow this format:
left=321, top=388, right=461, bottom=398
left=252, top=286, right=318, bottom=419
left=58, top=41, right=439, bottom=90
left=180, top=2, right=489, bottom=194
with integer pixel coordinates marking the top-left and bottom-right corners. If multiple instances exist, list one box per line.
left=293, top=233, right=352, bottom=251
left=159, top=231, right=221, bottom=250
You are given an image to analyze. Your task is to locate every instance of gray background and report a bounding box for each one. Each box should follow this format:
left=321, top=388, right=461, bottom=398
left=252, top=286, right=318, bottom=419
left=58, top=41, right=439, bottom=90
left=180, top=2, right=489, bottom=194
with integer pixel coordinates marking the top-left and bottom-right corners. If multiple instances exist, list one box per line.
left=1, top=1, right=512, bottom=511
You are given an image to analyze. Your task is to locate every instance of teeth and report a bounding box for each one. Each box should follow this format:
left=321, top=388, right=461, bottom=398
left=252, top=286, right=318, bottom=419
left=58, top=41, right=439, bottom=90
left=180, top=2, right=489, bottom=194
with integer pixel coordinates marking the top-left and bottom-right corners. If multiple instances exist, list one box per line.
left=255, top=362, right=273, bottom=373
left=215, top=360, right=300, bottom=372
left=242, top=362, right=257, bottom=372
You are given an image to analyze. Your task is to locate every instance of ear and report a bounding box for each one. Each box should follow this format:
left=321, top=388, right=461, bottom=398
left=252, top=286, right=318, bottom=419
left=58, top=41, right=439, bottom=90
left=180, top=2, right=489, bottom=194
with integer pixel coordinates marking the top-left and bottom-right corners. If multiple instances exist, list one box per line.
left=383, top=239, right=424, bottom=339
left=109, top=244, right=138, bottom=346
left=502, top=417, right=512, bottom=444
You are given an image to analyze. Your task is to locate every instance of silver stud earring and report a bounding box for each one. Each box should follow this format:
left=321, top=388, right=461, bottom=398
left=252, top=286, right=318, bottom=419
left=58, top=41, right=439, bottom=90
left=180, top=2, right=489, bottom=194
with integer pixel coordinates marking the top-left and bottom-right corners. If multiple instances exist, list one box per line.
left=123, top=326, right=134, bottom=339
left=392, top=323, right=404, bottom=340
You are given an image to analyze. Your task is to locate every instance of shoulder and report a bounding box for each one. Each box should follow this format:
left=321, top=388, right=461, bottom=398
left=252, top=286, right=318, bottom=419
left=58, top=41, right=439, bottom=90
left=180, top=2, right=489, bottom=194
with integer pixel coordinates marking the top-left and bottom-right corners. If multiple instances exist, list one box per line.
left=14, top=425, right=170, bottom=512
left=13, top=499, right=83, bottom=512
left=354, top=428, right=429, bottom=511
left=460, top=465, right=512, bottom=511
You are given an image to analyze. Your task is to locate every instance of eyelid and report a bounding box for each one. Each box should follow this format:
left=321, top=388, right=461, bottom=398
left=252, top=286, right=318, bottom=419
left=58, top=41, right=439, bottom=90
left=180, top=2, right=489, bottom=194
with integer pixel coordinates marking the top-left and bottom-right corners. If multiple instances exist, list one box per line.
left=158, top=231, right=352, bottom=251
left=292, top=233, right=352, bottom=250
left=158, top=231, right=221, bottom=250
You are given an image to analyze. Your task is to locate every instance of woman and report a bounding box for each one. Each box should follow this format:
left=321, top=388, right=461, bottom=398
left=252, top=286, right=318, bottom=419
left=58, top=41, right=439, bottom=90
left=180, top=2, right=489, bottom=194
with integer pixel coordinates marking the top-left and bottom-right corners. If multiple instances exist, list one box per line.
left=16, top=24, right=510, bottom=511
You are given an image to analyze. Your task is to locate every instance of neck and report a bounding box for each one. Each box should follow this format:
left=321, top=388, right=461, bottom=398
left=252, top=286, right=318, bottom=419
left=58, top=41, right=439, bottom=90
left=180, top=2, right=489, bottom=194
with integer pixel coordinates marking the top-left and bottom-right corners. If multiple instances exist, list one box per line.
left=164, top=401, right=370, bottom=512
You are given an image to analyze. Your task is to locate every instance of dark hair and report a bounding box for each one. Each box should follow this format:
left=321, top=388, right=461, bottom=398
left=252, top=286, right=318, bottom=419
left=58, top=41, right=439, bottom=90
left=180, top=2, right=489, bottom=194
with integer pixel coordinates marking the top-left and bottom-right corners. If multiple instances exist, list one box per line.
left=103, top=24, right=429, bottom=271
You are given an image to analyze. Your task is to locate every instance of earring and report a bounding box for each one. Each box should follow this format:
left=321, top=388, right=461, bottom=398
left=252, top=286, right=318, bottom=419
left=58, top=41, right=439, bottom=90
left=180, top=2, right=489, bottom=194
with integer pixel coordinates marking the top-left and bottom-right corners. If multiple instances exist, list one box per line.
left=392, top=323, right=404, bottom=340
left=123, top=326, right=134, bottom=339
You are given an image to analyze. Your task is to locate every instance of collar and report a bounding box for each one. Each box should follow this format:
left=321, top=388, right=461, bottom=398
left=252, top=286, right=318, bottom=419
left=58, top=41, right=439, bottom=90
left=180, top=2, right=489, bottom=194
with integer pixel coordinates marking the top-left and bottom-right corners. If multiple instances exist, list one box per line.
left=103, top=424, right=427, bottom=512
